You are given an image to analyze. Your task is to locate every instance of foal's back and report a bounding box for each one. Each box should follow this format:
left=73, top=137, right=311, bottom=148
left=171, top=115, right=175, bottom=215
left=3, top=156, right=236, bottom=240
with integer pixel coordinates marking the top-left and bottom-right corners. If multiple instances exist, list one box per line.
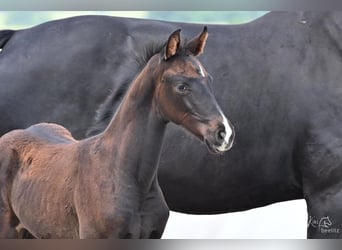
left=20, top=123, right=76, bottom=144
left=0, top=123, right=80, bottom=238
left=0, top=123, right=78, bottom=169
left=0, top=123, right=76, bottom=149
left=0, top=123, right=78, bottom=172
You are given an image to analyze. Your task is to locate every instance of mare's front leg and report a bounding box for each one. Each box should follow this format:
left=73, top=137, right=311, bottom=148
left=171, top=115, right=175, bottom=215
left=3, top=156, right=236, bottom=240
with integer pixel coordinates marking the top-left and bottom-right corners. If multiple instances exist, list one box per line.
left=306, top=192, right=342, bottom=238
left=303, top=129, right=342, bottom=238
left=139, top=178, right=169, bottom=239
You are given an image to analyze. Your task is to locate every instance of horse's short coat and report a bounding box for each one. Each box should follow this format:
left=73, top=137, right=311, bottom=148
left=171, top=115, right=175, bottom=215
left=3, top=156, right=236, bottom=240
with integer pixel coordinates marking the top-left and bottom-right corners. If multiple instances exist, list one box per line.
left=0, top=28, right=233, bottom=239
left=1, top=12, right=342, bottom=238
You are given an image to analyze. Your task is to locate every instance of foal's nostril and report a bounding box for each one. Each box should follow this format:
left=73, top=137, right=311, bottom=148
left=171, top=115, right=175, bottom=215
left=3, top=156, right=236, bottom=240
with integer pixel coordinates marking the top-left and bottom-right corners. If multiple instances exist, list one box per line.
left=216, top=129, right=226, bottom=143
left=219, top=130, right=226, bottom=140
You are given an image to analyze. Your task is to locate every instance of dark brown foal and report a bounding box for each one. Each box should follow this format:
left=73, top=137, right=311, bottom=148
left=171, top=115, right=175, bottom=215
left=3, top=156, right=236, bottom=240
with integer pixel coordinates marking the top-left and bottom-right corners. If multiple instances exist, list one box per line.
left=0, top=27, right=233, bottom=238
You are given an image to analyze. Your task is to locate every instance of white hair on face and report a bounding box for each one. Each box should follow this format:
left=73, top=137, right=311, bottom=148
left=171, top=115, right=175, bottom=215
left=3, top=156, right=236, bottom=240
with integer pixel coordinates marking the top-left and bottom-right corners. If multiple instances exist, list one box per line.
left=216, top=110, right=233, bottom=152
left=191, top=58, right=205, bottom=77
left=197, top=64, right=205, bottom=77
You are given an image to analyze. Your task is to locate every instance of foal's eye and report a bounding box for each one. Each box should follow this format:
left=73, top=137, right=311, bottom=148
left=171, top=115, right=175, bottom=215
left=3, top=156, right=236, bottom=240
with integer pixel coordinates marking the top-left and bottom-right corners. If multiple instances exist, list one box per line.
left=176, top=83, right=190, bottom=94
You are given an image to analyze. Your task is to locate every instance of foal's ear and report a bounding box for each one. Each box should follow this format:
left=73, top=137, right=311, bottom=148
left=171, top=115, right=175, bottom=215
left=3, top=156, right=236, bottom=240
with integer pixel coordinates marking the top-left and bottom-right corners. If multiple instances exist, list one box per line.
left=164, top=29, right=181, bottom=60
left=186, top=26, right=208, bottom=56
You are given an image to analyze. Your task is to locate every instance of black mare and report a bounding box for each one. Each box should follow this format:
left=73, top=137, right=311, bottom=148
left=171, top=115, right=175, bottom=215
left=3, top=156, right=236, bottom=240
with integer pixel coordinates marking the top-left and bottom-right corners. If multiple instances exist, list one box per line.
left=1, top=11, right=342, bottom=238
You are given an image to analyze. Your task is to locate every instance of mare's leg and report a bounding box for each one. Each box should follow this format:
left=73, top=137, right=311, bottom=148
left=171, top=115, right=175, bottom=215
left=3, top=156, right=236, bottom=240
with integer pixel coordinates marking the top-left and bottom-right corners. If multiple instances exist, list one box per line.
left=306, top=192, right=342, bottom=238
left=302, top=129, right=342, bottom=238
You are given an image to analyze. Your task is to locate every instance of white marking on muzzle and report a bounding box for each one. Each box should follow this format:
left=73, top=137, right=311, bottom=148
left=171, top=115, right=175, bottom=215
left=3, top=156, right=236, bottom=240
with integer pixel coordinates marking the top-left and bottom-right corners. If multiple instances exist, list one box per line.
left=216, top=110, right=233, bottom=152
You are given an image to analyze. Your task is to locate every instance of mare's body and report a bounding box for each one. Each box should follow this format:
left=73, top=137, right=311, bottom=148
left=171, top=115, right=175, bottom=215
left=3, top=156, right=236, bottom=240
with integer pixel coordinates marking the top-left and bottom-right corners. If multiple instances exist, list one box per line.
left=1, top=12, right=342, bottom=238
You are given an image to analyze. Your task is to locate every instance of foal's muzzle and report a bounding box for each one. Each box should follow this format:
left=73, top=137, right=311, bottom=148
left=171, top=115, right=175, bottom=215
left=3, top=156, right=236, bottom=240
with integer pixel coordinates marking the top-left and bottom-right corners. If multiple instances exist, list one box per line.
left=215, top=125, right=235, bottom=152
left=204, top=117, right=235, bottom=154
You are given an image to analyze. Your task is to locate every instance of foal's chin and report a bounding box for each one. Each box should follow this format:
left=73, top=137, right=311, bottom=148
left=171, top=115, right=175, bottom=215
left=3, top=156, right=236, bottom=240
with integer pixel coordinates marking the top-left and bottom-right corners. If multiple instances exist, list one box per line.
left=204, top=138, right=232, bottom=154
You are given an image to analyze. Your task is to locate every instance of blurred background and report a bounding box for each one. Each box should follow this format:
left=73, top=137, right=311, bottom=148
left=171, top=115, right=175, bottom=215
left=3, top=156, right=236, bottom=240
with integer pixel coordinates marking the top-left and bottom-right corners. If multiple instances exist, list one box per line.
left=0, top=11, right=267, bottom=29
left=0, top=11, right=307, bottom=239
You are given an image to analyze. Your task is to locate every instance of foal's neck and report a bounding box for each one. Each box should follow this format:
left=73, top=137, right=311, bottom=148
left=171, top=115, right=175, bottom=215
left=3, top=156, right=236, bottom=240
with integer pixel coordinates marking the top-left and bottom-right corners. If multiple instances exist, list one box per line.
left=98, top=57, right=166, bottom=192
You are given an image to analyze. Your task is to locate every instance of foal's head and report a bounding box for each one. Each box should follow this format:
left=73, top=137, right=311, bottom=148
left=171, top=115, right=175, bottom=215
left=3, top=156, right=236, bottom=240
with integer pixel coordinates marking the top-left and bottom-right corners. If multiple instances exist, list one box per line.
left=152, top=27, right=234, bottom=153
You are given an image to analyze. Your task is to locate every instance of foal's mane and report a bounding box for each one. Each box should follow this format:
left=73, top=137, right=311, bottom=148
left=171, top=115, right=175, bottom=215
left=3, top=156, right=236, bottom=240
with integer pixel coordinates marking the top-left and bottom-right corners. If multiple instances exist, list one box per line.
left=134, top=41, right=165, bottom=69
left=134, top=39, right=189, bottom=67
left=87, top=37, right=191, bottom=137
left=87, top=39, right=192, bottom=137
left=86, top=41, right=165, bottom=137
